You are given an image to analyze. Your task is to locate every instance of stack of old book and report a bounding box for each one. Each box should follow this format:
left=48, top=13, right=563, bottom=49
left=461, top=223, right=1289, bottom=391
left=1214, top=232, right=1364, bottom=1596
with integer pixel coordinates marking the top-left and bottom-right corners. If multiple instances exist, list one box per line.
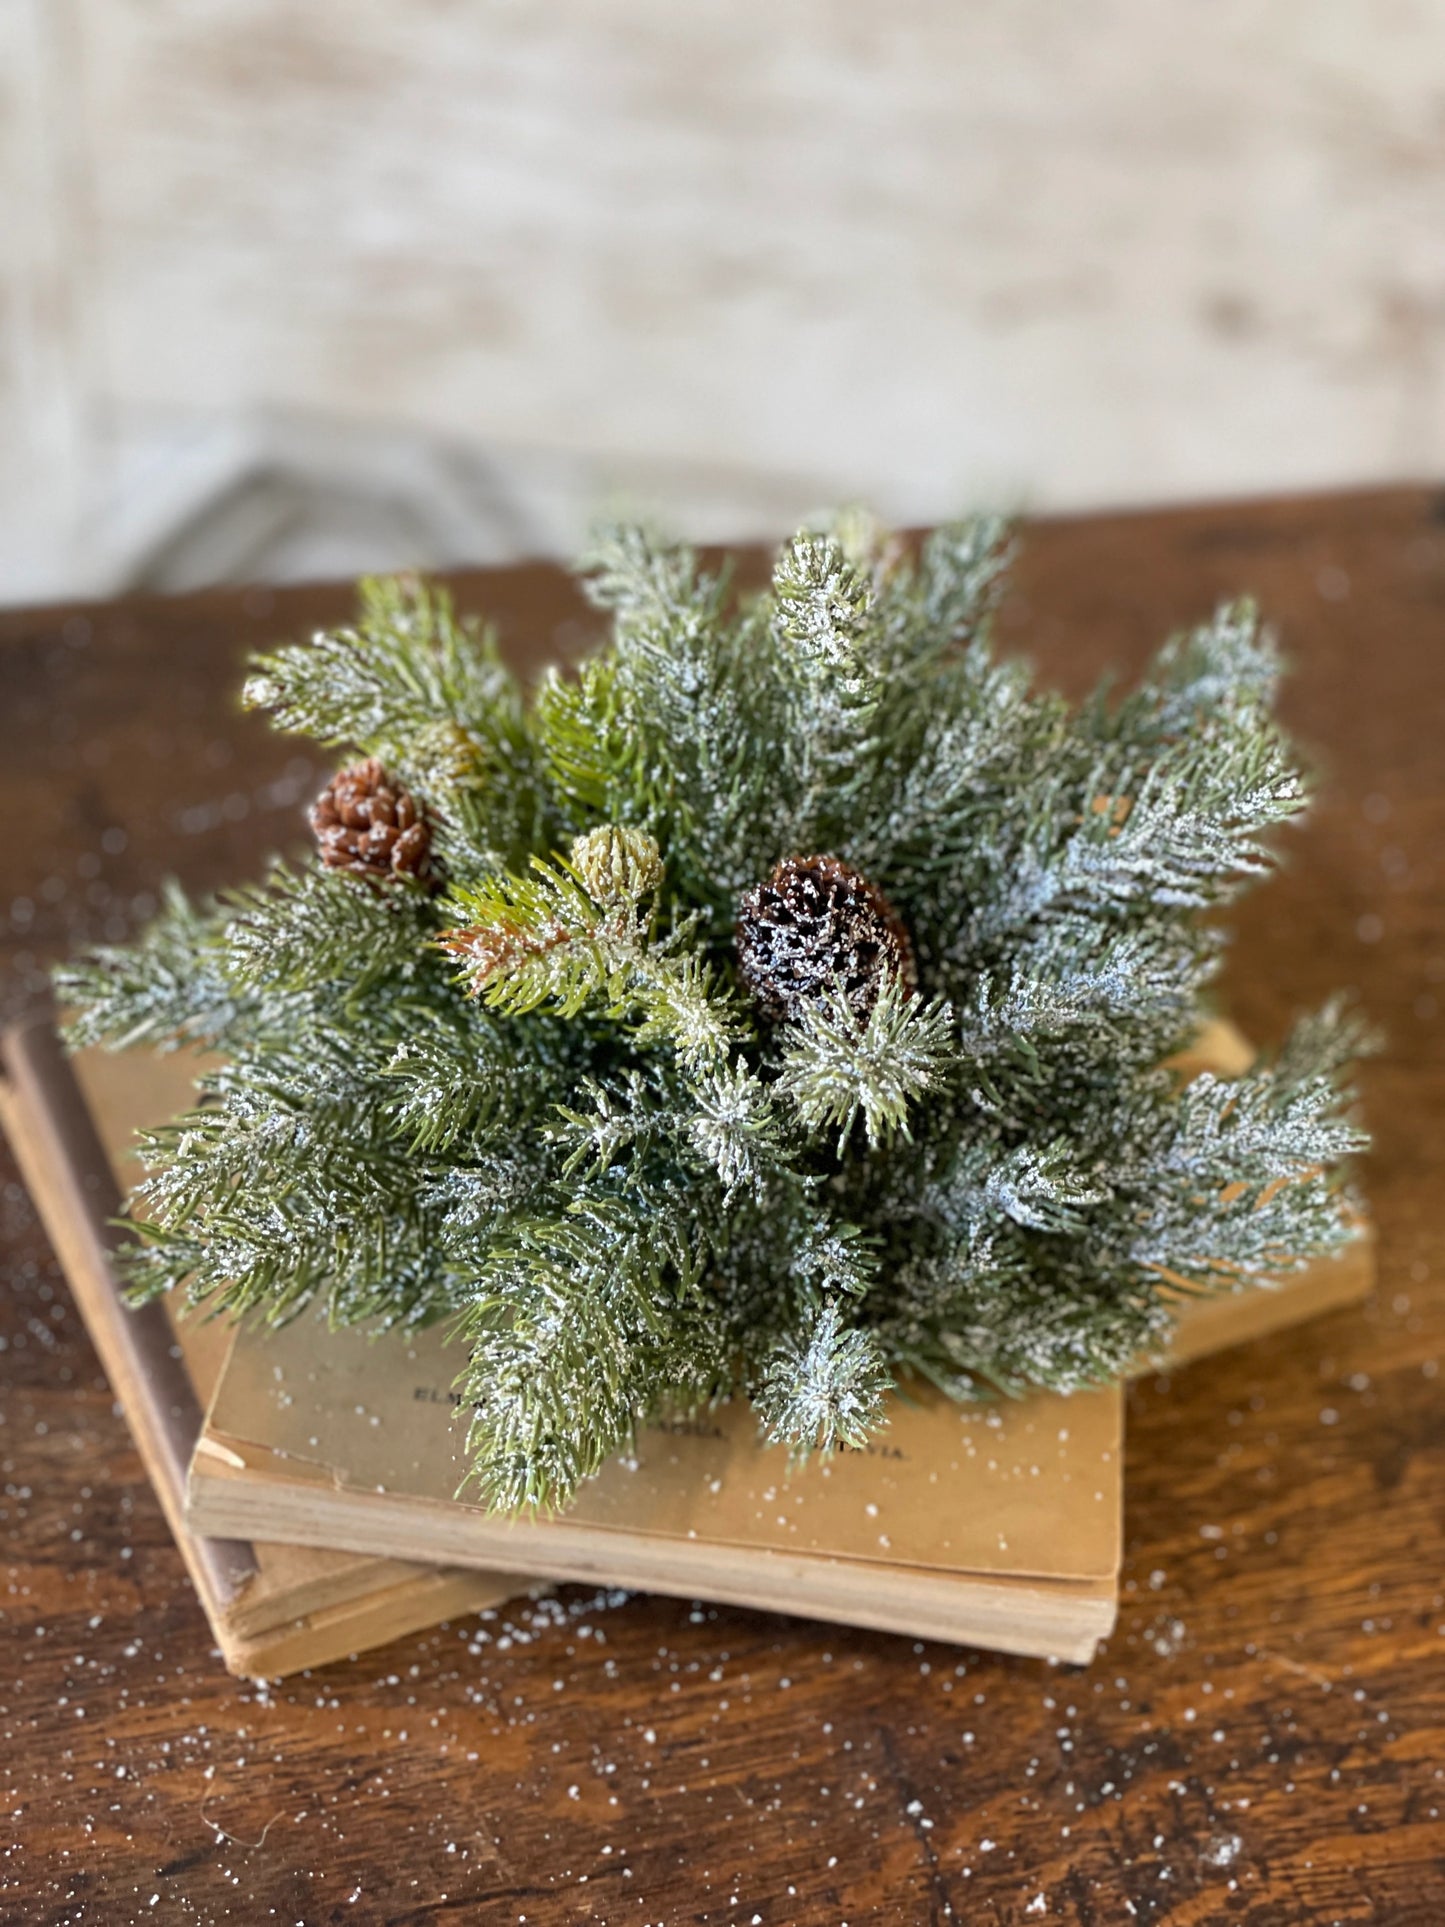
left=1, top=1017, right=1372, bottom=1677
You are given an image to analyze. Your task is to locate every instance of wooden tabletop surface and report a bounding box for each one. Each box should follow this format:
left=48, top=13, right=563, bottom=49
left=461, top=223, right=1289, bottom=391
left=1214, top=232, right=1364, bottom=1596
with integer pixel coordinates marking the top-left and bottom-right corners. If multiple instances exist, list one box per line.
left=1, top=489, right=1442, bottom=1926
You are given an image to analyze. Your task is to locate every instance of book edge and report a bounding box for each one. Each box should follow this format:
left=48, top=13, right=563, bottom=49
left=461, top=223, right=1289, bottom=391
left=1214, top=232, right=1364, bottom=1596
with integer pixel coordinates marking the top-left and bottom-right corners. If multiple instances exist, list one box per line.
left=0, top=1017, right=533, bottom=1674
left=0, top=1017, right=259, bottom=1612
left=188, top=1471, right=1117, bottom=1663
left=190, top=1427, right=1124, bottom=1585
left=216, top=1564, right=550, bottom=1679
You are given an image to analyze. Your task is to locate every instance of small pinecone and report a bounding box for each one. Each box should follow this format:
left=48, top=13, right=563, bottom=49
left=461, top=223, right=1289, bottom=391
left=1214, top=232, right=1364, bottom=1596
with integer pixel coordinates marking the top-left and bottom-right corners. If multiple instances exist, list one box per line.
left=309, top=758, right=435, bottom=885
left=736, top=854, right=917, bottom=1023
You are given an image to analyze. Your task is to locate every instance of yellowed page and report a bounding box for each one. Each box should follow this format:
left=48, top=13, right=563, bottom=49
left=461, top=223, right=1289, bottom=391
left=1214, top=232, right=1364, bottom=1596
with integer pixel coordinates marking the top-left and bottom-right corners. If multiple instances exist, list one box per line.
left=205, top=1314, right=1123, bottom=1583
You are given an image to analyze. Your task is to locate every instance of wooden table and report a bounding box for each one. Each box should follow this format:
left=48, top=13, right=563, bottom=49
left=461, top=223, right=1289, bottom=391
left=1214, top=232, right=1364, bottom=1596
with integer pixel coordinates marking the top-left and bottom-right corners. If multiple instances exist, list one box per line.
left=2, top=489, right=1442, bottom=1925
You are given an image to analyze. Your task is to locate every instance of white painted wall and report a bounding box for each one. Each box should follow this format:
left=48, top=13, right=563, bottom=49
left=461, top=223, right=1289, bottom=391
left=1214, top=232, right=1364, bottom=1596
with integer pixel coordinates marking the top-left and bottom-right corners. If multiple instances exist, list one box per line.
left=3, top=2, right=1443, bottom=599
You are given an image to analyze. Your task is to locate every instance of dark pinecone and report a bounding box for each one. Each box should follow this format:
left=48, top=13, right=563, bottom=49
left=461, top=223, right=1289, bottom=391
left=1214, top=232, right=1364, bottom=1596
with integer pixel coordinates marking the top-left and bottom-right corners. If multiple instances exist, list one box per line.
left=310, top=758, right=435, bottom=885
left=736, top=854, right=917, bottom=1023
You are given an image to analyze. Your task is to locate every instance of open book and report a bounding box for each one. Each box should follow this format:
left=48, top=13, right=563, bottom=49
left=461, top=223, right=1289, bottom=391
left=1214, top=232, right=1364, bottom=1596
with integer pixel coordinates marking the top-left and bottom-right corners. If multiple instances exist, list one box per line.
left=183, top=1022, right=1371, bottom=1665
left=189, top=1312, right=1125, bottom=1663
left=0, top=1019, right=533, bottom=1678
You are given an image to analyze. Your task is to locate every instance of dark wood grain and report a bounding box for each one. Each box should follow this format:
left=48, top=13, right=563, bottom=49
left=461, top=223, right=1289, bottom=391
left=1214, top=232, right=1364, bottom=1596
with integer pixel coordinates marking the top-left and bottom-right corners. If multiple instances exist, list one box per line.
left=2, top=490, right=1442, bottom=1926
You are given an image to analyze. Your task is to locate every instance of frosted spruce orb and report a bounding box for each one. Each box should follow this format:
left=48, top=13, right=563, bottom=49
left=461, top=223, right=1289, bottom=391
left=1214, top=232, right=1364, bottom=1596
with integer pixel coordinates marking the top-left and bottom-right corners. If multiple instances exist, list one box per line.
left=61, top=522, right=1368, bottom=1511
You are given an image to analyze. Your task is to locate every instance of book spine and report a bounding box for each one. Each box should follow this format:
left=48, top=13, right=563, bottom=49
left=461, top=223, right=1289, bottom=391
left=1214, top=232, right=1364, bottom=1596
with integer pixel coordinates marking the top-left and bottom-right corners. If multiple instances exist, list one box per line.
left=0, top=1016, right=258, bottom=1608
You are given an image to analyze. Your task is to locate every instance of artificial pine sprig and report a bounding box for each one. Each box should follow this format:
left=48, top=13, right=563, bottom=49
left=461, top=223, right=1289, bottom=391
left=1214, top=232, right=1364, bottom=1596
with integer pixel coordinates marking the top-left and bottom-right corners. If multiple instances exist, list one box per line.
left=59, top=520, right=1370, bottom=1511
left=776, top=977, right=956, bottom=1151
left=439, top=824, right=738, bottom=1066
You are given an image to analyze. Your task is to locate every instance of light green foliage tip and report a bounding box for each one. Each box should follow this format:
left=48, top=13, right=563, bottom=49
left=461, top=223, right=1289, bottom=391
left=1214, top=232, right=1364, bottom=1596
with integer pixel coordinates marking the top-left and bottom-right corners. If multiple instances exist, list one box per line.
left=59, top=519, right=1370, bottom=1511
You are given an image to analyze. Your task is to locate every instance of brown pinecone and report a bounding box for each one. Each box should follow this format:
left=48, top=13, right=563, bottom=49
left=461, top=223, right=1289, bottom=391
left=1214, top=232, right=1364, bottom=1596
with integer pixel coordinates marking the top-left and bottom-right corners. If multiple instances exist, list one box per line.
left=309, top=758, right=435, bottom=886
left=736, top=854, right=917, bottom=1023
